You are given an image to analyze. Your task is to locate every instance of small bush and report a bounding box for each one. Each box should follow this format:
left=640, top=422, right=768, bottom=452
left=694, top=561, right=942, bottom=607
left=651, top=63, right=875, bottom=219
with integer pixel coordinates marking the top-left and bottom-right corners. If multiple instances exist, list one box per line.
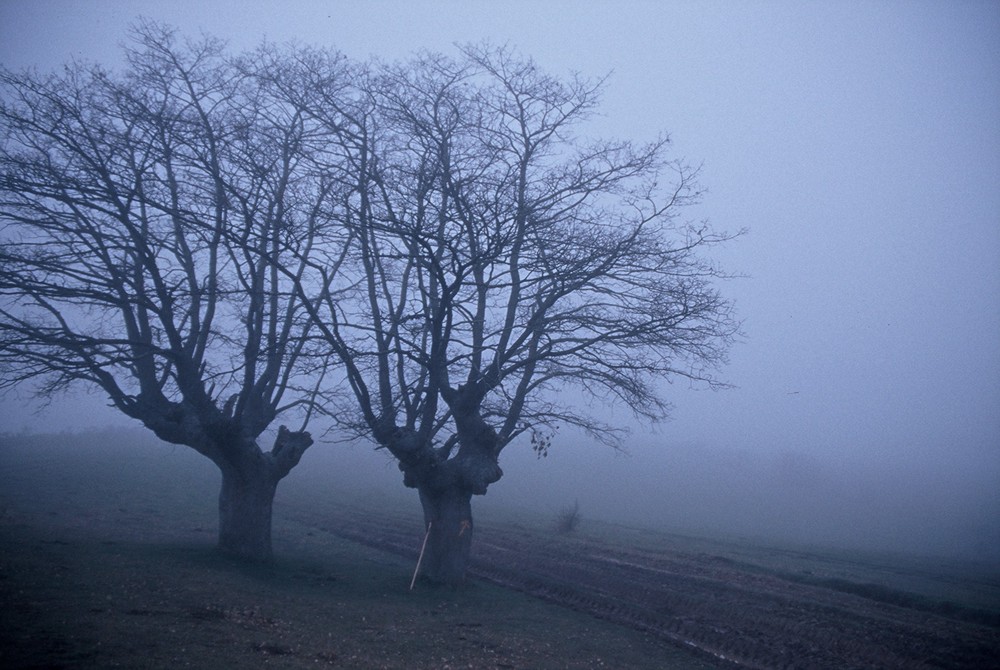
left=555, top=501, right=581, bottom=534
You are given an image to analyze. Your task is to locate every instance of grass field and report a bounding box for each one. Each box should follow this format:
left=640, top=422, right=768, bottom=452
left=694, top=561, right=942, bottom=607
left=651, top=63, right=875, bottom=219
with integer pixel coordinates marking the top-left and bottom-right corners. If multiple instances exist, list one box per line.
left=0, top=431, right=726, bottom=669
left=2, top=429, right=998, bottom=668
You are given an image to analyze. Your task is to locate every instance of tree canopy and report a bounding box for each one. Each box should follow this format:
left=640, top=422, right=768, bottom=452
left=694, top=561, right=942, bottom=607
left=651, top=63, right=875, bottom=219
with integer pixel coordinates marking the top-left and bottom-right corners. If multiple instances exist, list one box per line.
left=260, top=43, right=739, bottom=582
left=0, top=23, right=335, bottom=559
left=0, top=25, right=738, bottom=575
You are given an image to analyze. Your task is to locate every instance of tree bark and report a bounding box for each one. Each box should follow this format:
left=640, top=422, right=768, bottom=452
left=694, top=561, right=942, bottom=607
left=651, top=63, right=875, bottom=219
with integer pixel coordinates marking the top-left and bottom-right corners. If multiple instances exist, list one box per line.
left=213, top=426, right=312, bottom=562
left=417, top=486, right=474, bottom=587
left=217, top=463, right=279, bottom=561
left=387, top=417, right=498, bottom=586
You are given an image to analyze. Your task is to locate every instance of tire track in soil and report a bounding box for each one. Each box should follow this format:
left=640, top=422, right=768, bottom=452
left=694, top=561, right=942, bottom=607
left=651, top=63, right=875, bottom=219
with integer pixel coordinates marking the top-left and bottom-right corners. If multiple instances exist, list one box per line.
left=297, top=506, right=1000, bottom=670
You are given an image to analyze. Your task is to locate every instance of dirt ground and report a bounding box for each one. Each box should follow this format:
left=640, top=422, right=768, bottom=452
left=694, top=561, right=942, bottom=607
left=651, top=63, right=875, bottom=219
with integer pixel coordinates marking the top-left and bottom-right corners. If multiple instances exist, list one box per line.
left=2, top=432, right=998, bottom=669
left=311, top=501, right=1000, bottom=669
left=0, top=433, right=725, bottom=669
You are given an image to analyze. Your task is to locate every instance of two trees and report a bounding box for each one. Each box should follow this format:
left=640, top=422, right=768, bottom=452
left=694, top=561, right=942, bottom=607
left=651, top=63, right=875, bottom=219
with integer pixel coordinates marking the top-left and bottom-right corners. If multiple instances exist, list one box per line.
left=0, top=27, right=737, bottom=579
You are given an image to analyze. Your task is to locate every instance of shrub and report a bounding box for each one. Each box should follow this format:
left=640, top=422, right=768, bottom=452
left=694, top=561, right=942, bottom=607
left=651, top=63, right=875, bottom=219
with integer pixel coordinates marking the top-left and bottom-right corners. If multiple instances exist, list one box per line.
left=555, top=501, right=582, bottom=534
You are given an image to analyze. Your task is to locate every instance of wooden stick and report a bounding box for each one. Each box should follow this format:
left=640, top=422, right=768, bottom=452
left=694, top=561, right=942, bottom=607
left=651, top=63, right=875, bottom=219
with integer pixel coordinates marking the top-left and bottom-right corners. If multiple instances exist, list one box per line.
left=409, top=521, right=432, bottom=591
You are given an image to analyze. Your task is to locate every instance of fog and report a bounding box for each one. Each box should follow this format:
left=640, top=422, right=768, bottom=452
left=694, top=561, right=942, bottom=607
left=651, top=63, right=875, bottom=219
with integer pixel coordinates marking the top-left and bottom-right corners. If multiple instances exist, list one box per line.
left=2, top=1, right=998, bottom=562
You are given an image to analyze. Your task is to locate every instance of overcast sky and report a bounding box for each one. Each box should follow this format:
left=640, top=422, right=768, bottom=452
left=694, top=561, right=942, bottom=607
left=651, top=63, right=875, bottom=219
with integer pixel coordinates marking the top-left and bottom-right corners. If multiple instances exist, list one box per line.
left=1, top=1, right=998, bottom=557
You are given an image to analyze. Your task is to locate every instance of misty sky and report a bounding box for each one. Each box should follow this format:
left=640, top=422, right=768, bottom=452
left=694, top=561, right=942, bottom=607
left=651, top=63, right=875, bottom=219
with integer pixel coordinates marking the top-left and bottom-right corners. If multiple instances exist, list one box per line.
left=1, top=1, right=998, bottom=558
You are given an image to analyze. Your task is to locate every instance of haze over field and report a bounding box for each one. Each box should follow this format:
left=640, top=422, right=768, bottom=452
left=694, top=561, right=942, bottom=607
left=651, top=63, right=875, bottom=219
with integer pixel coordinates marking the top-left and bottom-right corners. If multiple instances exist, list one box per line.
left=1, top=1, right=998, bottom=561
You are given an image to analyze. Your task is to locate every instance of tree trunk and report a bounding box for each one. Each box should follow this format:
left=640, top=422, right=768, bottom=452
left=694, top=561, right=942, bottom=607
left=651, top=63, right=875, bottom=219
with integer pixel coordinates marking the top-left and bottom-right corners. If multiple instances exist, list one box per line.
left=417, top=487, right=474, bottom=587
left=211, top=425, right=311, bottom=562
left=217, top=464, right=279, bottom=562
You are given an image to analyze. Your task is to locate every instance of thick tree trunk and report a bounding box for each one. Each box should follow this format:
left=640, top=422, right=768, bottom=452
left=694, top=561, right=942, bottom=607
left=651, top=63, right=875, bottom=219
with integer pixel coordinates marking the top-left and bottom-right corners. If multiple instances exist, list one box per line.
left=143, top=408, right=312, bottom=563
left=417, top=487, right=474, bottom=587
left=217, top=464, right=279, bottom=561
left=212, top=426, right=312, bottom=562
left=386, top=413, right=497, bottom=587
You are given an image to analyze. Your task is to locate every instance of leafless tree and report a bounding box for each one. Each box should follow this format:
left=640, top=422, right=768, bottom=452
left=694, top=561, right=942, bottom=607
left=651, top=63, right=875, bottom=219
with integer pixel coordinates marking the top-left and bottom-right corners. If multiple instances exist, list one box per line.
left=0, top=23, right=350, bottom=560
left=281, top=45, right=740, bottom=584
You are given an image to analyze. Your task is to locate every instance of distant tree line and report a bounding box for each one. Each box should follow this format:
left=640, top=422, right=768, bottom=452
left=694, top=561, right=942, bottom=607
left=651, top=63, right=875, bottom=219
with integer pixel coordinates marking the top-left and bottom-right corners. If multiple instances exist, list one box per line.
left=0, top=22, right=738, bottom=581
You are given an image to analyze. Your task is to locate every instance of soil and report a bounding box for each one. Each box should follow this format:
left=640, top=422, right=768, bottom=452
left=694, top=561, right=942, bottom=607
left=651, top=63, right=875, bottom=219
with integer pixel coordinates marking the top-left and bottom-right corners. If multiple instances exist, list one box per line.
left=310, top=503, right=1000, bottom=670
left=2, top=432, right=999, bottom=669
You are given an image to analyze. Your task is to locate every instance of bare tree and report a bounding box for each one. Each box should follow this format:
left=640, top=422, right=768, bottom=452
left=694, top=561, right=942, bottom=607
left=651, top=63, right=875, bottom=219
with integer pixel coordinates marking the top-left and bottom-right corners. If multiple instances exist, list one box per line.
left=0, top=24, right=348, bottom=561
left=283, top=45, right=739, bottom=584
